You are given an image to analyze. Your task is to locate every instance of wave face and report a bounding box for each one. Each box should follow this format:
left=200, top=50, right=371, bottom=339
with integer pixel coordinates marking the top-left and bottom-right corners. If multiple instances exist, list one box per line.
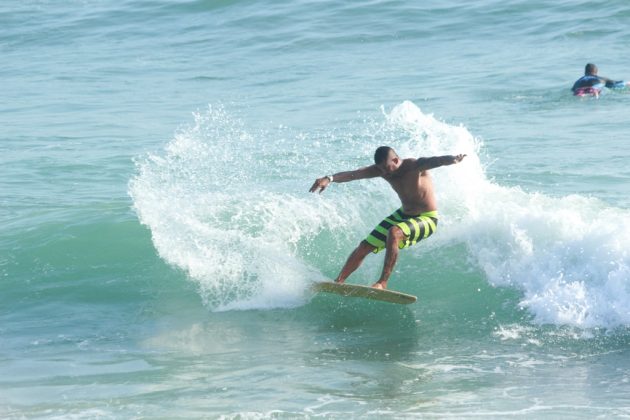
left=130, top=101, right=630, bottom=328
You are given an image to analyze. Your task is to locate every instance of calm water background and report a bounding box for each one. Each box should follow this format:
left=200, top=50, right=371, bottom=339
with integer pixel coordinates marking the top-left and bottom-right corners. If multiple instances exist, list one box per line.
left=2, top=0, right=630, bottom=418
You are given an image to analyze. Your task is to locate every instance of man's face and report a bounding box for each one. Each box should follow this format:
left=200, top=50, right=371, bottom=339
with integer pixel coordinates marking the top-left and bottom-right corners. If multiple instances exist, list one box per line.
left=377, top=152, right=401, bottom=175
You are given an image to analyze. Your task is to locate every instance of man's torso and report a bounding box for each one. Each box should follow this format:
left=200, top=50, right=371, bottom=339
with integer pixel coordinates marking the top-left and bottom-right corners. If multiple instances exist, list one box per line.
left=382, top=159, right=437, bottom=215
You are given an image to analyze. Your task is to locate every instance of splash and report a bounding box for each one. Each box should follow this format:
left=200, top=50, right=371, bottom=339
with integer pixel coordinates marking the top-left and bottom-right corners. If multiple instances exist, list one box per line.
left=130, top=102, right=630, bottom=328
left=386, top=101, right=630, bottom=329
left=129, top=106, right=334, bottom=310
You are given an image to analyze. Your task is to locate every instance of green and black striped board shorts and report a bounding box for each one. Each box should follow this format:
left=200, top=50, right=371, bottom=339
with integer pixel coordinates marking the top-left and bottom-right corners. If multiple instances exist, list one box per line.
left=365, top=209, right=438, bottom=253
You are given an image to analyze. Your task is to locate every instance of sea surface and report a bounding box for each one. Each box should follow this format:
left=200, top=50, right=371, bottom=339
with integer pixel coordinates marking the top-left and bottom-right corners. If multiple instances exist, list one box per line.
left=3, top=0, right=630, bottom=418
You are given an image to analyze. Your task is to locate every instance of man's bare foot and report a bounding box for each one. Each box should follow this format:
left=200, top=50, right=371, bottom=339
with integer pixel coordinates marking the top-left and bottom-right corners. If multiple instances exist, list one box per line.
left=371, top=282, right=386, bottom=289
left=334, top=278, right=345, bottom=284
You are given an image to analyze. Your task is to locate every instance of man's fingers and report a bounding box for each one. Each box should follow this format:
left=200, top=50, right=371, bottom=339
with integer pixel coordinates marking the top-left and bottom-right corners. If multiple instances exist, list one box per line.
left=309, top=178, right=331, bottom=194
left=310, top=179, right=325, bottom=193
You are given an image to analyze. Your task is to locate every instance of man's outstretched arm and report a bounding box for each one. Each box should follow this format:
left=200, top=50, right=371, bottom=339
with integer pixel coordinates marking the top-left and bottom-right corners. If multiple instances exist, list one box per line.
left=416, top=154, right=466, bottom=171
left=602, top=77, right=630, bottom=88
left=309, top=165, right=380, bottom=194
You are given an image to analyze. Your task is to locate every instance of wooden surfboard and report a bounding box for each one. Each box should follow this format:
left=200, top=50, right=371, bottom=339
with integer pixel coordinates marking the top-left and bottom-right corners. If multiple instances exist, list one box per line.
left=313, top=281, right=417, bottom=305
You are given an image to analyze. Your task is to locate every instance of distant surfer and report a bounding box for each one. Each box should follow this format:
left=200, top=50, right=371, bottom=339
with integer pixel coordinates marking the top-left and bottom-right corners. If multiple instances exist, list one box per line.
left=309, top=146, right=466, bottom=290
left=572, top=63, right=629, bottom=97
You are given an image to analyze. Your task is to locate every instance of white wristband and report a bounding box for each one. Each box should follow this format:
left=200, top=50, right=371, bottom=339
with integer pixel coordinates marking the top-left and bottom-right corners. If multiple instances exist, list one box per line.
left=325, top=175, right=334, bottom=183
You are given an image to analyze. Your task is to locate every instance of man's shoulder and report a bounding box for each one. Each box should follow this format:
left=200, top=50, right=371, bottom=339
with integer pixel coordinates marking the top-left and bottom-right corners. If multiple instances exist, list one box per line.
left=577, top=75, right=603, bottom=83
left=402, top=157, right=421, bottom=166
left=400, top=158, right=420, bottom=170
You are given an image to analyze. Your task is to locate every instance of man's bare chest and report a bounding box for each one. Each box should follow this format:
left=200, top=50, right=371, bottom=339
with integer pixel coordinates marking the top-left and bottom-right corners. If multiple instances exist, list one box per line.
left=385, top=172, right=424, bottom=192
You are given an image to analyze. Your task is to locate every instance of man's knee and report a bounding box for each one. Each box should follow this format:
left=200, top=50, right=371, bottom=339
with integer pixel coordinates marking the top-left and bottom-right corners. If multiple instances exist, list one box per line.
left=387, top=226, right=404, bottom=241
left=358, top=240, right=376, bottom=253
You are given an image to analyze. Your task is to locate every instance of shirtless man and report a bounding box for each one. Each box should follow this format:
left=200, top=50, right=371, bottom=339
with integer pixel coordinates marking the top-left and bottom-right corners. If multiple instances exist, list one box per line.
left=309, top=146, right=466, bottom=289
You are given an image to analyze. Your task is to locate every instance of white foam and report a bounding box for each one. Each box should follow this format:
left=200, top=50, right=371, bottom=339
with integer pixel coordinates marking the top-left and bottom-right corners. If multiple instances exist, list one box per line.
left=386, top=100, right=630, bottom=329
left=129, top=106, right=351, bottom=310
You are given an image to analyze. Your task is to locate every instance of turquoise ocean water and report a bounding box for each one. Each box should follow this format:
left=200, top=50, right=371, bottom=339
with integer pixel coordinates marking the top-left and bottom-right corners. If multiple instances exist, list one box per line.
left=3, top=1, right=630, bottom=417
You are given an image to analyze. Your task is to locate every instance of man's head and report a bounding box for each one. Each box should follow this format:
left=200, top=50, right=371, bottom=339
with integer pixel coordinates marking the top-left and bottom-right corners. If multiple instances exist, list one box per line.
left=374, top=146, right=401, bottom=175
left=585, top=63, right=598, bottom=76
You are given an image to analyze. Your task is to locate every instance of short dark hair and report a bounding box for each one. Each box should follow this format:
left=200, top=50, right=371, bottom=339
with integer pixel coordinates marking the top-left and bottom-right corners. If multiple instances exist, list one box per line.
left=585, top=63, right=597, bottom=75
left=374, top=146, right=395, bottom=164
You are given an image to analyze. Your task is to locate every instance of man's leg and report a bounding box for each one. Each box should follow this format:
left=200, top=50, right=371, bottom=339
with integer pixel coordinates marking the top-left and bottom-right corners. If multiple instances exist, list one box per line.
left=372, top=226, right=405, bottom=289
left=334, top=240, right=375, bottom=283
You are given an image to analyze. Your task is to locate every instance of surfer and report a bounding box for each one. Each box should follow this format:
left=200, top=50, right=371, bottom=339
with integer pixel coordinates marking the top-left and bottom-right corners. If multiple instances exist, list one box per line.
left=309, top=146, right=465, bottom=290
left=572, top=63, right=629, bottom=97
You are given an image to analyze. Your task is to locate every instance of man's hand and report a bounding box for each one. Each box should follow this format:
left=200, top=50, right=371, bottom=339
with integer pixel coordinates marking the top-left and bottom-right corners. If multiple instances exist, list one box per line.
left=453, top=154, right=466, bottom=163
left=309, top=176, right=331, bottom=194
